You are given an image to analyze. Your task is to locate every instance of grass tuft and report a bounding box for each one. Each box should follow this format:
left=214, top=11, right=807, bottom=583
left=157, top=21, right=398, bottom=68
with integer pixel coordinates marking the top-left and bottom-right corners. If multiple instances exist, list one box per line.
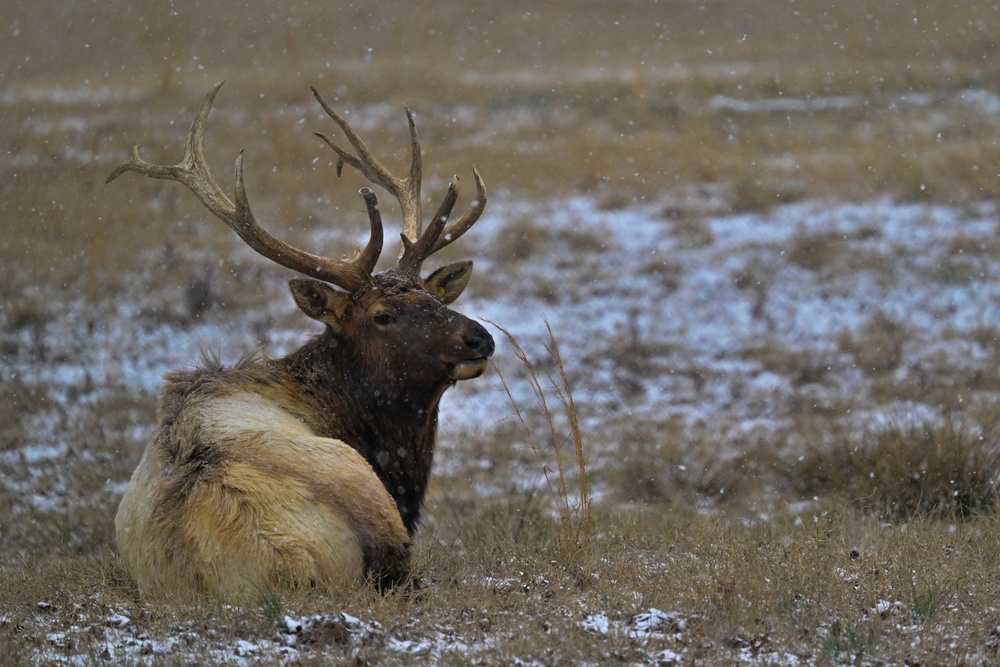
left=257, top=584, right=284, bottom=626
left=823, top=619, right=878, bottom=665
left=792, top=415, right=1000, bottom=520
left=487, top=320, right=591, bottom=546
left=839, top=311, right=909, bottom=377
left=910, top=582, right=940, bottom=625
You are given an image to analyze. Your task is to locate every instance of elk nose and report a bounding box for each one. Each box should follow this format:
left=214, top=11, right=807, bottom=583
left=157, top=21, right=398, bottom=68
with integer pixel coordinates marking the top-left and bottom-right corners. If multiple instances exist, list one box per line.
left=463, top=325, right=495, bottom=357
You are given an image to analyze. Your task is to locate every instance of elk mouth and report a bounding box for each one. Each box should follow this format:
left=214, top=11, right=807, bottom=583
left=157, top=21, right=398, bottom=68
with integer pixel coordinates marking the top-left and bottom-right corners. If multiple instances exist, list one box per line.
left=447, top=356, right=491, bottom=381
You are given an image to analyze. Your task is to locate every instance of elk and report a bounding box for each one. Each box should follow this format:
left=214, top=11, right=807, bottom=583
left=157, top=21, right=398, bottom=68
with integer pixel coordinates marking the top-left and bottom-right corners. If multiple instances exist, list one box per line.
left=107, top=82, right=494, bottom=603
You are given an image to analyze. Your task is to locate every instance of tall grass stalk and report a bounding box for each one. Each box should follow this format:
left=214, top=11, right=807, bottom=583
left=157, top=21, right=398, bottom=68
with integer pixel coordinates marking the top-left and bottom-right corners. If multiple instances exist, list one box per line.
left=486, top=319, right=591, bottom=543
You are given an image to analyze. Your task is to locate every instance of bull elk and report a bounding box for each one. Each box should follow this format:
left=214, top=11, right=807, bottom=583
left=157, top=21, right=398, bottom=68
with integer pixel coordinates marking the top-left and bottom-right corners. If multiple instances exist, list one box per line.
left=107, top=82, right=494, bottom=603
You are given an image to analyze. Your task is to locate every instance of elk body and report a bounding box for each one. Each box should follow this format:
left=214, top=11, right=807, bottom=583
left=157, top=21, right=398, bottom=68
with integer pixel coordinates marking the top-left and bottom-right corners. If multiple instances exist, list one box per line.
left=108, top=82, right=494, bottom=603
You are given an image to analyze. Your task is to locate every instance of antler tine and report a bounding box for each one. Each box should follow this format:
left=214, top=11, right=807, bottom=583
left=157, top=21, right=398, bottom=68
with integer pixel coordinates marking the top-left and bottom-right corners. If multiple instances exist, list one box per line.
left=428, top=176, right=461, bottom=237
left=396, top=177, right=459, bottom=275
left=311, top=89, right=424, bottom=251
left=106, top=80, right=228, bottom=199
left=107, top=81, right=380, bottom=293
left=356, top=188, right=385, bottom=274
left=428, top=168, right=488, bottom=256
left=397, top=169, right=487, bottom=275
left=310, top=88, right=489, bottom=276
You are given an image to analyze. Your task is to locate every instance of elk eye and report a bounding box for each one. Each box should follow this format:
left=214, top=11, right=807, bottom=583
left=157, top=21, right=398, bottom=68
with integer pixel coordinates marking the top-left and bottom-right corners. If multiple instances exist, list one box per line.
left=373, top=312, right=395, bottom=326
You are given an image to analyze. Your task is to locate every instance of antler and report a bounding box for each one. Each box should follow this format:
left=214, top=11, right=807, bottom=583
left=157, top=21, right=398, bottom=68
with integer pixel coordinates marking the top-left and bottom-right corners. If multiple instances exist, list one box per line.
left=311, top=88, right=487, bottom=276
left=106, top=81, right=383, bottom=294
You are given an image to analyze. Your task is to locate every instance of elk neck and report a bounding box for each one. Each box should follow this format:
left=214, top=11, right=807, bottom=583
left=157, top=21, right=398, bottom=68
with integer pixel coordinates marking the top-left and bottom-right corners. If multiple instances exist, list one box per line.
left=276, top=331, right=451, bottom=535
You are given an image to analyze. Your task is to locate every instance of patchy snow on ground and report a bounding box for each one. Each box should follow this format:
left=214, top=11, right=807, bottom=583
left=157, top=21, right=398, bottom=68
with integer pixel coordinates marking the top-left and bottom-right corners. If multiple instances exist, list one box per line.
left=6, top=193, right=1000, bottom=471
left=5, top=190, right=1000, bottom=664
left=440, top=194, right=1000, bottom=451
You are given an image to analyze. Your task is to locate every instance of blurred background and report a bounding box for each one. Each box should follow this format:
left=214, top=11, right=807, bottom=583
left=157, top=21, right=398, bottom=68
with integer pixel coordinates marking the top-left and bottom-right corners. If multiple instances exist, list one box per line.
left=4, top=0, right=1000, bottom=559
left=6, top=2, right=1000, bottom=662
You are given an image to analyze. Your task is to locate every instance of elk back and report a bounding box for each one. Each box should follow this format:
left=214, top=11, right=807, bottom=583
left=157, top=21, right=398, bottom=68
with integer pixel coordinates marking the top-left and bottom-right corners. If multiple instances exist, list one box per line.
left=114, top=364, right=411, bottom=603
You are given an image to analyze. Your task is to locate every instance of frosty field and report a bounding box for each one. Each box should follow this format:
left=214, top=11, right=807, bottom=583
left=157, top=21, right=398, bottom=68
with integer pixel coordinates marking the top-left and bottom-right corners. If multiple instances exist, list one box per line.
left=4, top=1, right=1000, bottom=664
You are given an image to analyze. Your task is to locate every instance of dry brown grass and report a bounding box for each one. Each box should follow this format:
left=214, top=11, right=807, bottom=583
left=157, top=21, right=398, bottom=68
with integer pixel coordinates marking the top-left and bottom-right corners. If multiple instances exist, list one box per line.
left=839, top=311, right=911, bottom=377
left=490, top=321, right=592, bottom=545
left=5, top=0, right=1000, bottom=663
left=4, top=503, right=999, bottom=665
left=5, top=1, right=1000, bottom=299
left=792, top=414, right=1000, bottom=520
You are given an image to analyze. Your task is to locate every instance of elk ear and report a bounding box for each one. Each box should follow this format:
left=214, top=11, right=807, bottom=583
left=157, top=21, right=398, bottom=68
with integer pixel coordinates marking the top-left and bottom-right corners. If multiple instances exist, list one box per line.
left=424, top=261, right=473, bottom=304
left=289, top=278, right=352, bottom=324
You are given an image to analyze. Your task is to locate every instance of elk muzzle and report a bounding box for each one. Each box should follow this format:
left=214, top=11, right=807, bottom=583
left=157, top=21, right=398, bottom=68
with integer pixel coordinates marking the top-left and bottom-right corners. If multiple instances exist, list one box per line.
left=446, top=321, right=495, bottom=381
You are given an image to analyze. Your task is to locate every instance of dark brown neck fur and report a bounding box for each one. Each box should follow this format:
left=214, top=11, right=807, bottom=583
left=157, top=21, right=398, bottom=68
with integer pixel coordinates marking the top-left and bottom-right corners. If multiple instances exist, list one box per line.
left=275, top=331, right=449, bottom=535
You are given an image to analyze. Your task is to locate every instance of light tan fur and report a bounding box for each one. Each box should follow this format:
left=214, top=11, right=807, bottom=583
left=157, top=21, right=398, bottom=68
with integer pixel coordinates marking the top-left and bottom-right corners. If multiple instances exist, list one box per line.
left=115, top=369, right=410, bottom=604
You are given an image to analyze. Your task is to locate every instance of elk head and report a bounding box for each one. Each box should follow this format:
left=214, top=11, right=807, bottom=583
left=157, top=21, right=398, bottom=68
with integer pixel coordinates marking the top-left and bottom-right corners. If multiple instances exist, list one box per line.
left=106, top=81, right=494, bottom=397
